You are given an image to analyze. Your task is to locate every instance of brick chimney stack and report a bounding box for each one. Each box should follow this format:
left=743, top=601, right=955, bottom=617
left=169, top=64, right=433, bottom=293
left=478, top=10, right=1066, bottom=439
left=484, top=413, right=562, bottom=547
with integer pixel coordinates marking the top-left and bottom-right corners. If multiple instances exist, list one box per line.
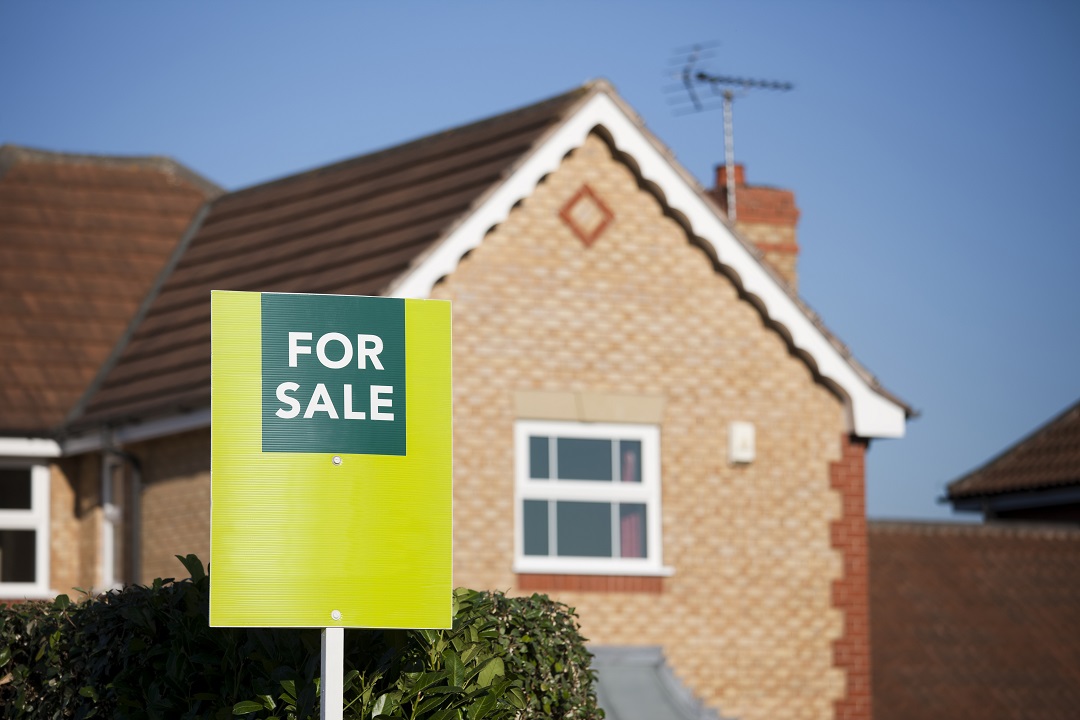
left=709, top=164, right=801, bottom=290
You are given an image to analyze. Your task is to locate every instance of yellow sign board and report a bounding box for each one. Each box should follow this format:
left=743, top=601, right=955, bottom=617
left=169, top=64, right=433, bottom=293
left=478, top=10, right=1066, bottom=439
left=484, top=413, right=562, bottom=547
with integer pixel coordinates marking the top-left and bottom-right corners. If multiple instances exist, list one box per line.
left=210, top=291, right=452, bottom=628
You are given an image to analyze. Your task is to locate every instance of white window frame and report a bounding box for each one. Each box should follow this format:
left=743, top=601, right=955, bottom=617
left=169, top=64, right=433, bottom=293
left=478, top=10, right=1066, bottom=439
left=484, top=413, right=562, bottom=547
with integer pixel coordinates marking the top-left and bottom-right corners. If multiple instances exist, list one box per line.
left=0, top=463, right=52, bottom=598
left=513, top=420, right=672, bottom=576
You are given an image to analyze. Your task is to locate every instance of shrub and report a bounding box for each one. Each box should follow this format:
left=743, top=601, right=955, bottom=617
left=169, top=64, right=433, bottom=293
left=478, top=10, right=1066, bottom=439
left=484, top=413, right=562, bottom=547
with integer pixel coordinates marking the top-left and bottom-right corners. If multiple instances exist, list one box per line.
left=486, top=592, right=601, bottom=719
left=0, top=556, right=602, bottom=719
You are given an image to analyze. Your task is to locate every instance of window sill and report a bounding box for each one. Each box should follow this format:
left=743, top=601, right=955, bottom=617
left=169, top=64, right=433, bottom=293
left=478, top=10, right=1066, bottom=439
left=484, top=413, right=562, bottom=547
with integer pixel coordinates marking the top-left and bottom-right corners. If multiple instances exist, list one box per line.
left=513, top=561, right=675, bottom=577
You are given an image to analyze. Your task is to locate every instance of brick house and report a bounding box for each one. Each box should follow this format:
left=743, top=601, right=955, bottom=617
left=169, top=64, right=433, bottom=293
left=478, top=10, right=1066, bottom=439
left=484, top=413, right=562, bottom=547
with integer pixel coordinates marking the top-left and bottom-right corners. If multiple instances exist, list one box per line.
left=0, top=145, right=218, bottom=599
left=25, top=82, right=910, bottom=719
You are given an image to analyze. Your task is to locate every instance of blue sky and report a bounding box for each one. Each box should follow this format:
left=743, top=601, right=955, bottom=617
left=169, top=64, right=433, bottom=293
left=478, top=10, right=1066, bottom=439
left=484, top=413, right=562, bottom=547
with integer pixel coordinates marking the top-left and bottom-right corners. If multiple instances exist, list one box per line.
left=3, top=1, right=1079, bottom=520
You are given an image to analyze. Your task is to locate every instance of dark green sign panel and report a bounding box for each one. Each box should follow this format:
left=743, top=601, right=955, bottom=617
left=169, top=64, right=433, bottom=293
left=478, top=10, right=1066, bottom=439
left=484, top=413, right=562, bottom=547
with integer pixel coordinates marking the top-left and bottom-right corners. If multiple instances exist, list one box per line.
left=261, top=293, right=406, bottom=455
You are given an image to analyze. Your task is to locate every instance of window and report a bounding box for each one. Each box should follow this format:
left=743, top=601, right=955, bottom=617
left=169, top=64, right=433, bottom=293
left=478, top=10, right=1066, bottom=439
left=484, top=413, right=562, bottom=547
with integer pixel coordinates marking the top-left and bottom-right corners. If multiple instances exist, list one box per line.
left=514, top=421, right=668, bottom=575
left=0, top=464, right=50, bottom=596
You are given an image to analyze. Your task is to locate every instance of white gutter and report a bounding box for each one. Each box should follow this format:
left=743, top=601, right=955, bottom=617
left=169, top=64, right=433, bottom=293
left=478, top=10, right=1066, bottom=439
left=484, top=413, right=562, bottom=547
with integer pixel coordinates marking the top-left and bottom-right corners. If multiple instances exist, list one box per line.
left=61, top=408, right=211, bottom=456
left=130, top=458, right=142, bottom=585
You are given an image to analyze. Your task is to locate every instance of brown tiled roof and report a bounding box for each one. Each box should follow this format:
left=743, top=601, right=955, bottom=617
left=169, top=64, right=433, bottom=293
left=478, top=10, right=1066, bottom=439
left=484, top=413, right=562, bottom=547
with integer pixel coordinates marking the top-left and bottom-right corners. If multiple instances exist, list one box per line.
left=0, top=145, right=220, bottom=435
left=869, top=521, right=1080, bottom=720
left=948, top=398, right=1080, bottom=500
left=70, top=85, right=591, bottom=428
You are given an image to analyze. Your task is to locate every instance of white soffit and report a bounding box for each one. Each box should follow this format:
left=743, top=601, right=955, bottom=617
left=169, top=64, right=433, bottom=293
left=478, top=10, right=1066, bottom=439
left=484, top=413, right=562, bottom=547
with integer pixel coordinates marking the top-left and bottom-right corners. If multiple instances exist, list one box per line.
left=0, top=437, right=62, bottom=458
left=389, top=90, right=906, bottom=439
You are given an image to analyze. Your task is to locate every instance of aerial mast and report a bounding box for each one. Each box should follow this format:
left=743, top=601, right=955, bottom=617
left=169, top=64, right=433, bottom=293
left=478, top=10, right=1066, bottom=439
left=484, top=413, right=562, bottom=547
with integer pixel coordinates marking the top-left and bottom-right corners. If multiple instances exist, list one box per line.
left=667, top=44, right=793, bottom=223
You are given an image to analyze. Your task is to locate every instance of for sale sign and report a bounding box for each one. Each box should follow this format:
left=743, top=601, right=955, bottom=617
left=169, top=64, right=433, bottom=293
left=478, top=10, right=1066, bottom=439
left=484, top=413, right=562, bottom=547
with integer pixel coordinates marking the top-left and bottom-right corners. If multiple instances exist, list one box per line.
left=210, top=291, right=452, bottom=629
left=261, top=293, right=407, bottom=456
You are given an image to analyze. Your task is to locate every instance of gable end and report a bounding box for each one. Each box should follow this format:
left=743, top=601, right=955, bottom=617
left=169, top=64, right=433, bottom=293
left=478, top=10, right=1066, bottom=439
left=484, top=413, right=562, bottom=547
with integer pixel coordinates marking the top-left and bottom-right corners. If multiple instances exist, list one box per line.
left=389, top=88, right=907, bottom=439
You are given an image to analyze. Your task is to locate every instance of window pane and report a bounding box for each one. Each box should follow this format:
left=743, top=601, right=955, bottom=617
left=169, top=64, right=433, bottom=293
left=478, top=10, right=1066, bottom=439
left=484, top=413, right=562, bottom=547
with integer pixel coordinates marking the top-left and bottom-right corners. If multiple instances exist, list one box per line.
left=0, top=529, right=36, bottom=583
left=556, top=438, right=612, bottom=481
left=528, top=437, right=549, bottom=479
left=556, top=501, right=612, bottom=557
left=619, top=504, right=647, bottom=558
left=0, top=469, right=32, bottom=510
left=619, top=440, right=642, bottom=483
left=523, top=500, right=549, bottom=556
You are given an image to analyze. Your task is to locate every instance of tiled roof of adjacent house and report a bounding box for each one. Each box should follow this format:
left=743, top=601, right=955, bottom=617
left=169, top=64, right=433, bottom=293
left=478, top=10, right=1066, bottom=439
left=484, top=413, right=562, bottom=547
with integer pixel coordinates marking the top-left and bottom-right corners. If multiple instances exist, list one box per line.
left=70, top=86, right=591, bottom=428
left=869, top=521, right=1080, bottom=720
left=0, top=145, right=220, bottom=436
left=947, top=398, right=1080, bottom=500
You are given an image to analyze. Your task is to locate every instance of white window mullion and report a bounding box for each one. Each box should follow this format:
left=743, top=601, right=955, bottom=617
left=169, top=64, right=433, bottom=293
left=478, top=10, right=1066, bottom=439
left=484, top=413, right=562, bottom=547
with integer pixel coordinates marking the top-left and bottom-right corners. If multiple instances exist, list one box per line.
left=521, top=482, right=649, bottom=502
left=610, top=503, right=620, bottom=559
left=646, top=431, right=663, bottom=566
left=32, top=464, right=50, bottom=595
left=548, top=499, right=557, bottom=556
left=0, top=512, right=40, bottom=529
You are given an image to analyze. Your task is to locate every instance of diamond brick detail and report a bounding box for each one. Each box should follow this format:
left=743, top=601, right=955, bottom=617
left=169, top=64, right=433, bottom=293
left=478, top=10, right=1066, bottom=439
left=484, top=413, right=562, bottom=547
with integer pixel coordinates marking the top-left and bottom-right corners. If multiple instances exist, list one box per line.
left=559, top=184, right=614, bottom=247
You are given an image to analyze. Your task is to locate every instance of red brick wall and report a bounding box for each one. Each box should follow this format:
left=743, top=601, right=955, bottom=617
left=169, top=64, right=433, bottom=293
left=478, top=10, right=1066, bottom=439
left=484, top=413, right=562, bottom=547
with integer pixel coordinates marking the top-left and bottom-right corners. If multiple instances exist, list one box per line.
left=831, top=435, right=873, bottom=720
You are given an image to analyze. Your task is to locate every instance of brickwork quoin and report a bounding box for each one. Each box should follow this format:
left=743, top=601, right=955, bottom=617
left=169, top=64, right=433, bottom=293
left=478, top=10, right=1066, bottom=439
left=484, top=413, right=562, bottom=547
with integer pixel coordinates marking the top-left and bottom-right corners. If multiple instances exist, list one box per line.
left=433, top=131, right=858, bottom=720
left=831, top=435, right=872, bottom=720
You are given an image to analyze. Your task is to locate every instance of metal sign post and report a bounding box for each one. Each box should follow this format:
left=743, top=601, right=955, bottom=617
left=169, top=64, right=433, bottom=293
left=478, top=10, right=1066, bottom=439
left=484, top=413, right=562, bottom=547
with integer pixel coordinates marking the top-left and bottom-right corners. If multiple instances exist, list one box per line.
left=321, top=627, right=344, bottom=720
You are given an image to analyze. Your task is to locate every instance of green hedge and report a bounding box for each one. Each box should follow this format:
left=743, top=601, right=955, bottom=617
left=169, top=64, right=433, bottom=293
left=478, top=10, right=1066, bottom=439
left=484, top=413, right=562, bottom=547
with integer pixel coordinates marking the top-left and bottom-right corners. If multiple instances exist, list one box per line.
left=0, top=555, right=602, bottom=720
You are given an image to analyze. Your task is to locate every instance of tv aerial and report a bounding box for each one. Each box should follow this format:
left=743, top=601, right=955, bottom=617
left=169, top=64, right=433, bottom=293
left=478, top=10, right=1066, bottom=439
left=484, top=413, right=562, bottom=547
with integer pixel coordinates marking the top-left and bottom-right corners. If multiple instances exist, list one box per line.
left=665, top=42, right=793, bottom=222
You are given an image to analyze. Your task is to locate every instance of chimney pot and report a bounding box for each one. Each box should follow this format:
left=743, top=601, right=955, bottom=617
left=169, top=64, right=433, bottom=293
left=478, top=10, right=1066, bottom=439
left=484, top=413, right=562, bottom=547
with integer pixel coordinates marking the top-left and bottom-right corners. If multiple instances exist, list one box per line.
left=716, top=163, right=746, bottom=189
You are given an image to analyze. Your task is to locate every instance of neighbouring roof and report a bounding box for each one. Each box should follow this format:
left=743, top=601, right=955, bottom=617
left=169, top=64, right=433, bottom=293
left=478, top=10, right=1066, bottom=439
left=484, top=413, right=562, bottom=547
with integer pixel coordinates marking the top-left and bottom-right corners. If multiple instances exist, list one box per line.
left=869, top=521, right=1080, bottom=720
left=591, top=647, right=727, bottom=720
left=948, top=398, right=1080, bottom=500
left=0, top=145, right=220, bottom=436
left=68, top=80, right=910, bottom=438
